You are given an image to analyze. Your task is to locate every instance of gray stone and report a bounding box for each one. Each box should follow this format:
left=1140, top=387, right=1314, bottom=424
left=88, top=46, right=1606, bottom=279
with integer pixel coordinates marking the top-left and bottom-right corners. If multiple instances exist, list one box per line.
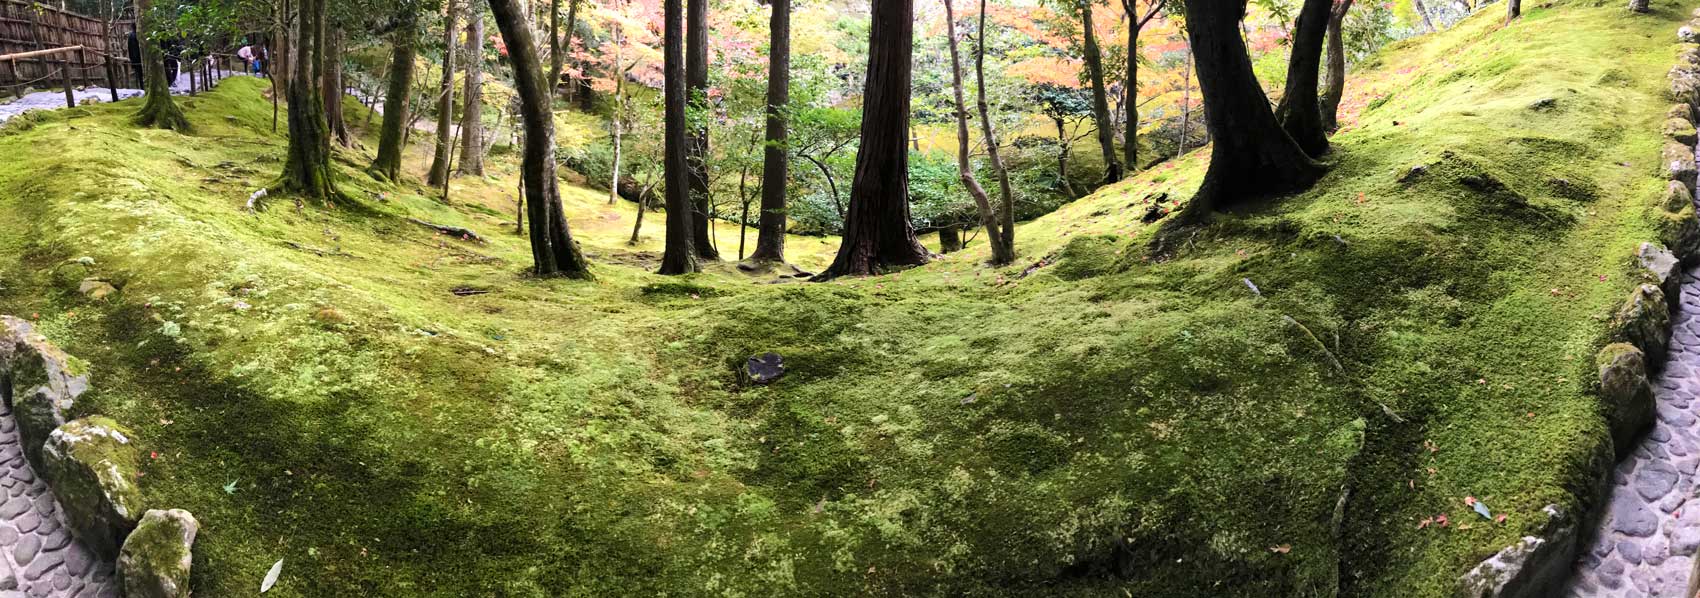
left=1640, top=461, right=1680, bottom=500
left=1683, top=26, right=1700, bottom=44
left=1621, top=540, right=1645, bottom=565
left=1614, top=285, right=1673, bottom=365
left=13, top=534, right=38, bottom=566
left=1614, top=496, right=1660, bottom=538
left=1457, top=505, right=1577, bottom=597
left=1645, top=242, right=1684, bottom=302
left=40, top=417, right=144, bottom=560
left=0, top=317, right=88, bottom=473
left=1602, top=343, right=1658, bottom=461
left=74, top=280, right=115, bottom=302
left=1669, top=118, right=1699, bottom=146
left=116, top=509, right=196, bottom=598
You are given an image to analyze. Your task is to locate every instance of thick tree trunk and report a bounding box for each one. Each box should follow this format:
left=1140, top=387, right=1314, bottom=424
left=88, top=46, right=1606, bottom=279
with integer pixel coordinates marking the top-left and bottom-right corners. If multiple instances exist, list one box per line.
left=1171, top=0, right=1322, bottom=223
left=323, top=27, right=350, bottom=147
left=747, top=0, right=790, bottom=264
left=459, top=11, right=486, bottom=175
left=489, top=0, right=594, bottom=278
left=816, top=0, right=929, bottom=279
left=686, top=0, right=718, bottom=260
left=281, top=0, right=336, bottom=199
left=1318, top=0, right=1351, bottom=132
left=939, top=225, right=962, bottom=253
left=369, top=15, right=418, bottom=182
left=659, top=0, right=701, bottom=274
left=428, top=0, right=461, bottom=188
left=1079, top=0, right=1122, bottom=184
left=133, top=0, right=188, bottom=131
left=944, top=0, right=1011, bottom=265
left=1505, top=0, right=1520, bottom=22
left=1273, top=0, right=1331, bottom=157
left=978, top=0, right=1015, bottom=254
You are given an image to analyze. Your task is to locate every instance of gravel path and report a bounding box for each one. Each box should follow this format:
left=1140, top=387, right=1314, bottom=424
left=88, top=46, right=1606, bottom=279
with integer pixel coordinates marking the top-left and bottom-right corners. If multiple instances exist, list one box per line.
left=0, top=403, right=115, bottom=598
left=1565, top=267, right=1700, bottom=596
left=0, top=69, right=243, bottom=125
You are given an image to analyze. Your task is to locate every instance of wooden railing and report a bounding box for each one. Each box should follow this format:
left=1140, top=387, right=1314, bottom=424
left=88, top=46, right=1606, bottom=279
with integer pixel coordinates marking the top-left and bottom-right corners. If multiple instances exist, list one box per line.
left=0, top=0, right=133, bottom=94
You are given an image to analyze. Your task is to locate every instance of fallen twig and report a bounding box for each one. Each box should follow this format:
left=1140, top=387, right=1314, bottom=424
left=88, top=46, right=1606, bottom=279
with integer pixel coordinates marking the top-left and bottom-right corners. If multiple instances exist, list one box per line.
left=407, top=217, right=488, bottom=244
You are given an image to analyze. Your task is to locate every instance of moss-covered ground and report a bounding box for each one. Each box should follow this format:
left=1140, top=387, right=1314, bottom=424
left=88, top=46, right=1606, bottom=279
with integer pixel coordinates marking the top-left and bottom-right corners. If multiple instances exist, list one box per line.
left=0, top=1, right=1685, bottom=594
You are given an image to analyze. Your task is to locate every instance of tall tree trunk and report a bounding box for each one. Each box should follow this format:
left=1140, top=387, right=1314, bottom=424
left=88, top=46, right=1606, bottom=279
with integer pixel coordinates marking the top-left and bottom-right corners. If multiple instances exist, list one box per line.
left=686, top=0, right=718, bottom=260
left=323, top=27, right=350, bottom=147
left=1273, top=0, right=1331, bottom=157
left=1079, top=0, right=1122, bottom=184
left=1318, top=0, right=1351, bottom=132
left=816, top=0, right=929, bottom=279
left=459, top=10, right=486, bottom=175
left=561, top=0, right=581, bottom=101
left=489, top=0, right=594, bottom=278
left=1123, top=7, right=1138, bottom=175
left=608, top=19, right=626, bottom=205
left=1055, top=116, right=1077, bottom=198
left=659, top=0, right=701, bottom=274
left=1505, top=0, right=1520, bottom=22
left=1412, top=0, right=1436, bottom=31
left=369, top=15, right=418, bottom=182
left=1168, top=0, right=1322, bottom=227
left=747, top=0, right=790, bottom=264
left=977, top=0, right=1015, bottom=254
left=428, top=0, right=461, bottom=187
left=133, top=0, right=189, bottom=131
left=281, top=0, right=335, bottom=199
left=550, top=0, right=561, bottom=95
left=943, top=0, right=1011, bottom=265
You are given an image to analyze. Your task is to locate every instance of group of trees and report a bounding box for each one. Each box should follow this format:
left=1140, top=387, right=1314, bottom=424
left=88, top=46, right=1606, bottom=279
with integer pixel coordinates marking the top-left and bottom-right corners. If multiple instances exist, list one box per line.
left=122, top=0, right=1481, bottom=280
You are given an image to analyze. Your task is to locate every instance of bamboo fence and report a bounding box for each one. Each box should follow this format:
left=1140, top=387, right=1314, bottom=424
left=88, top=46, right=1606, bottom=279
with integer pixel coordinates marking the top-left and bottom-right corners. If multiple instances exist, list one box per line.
left=0, top=0, right=132, bottom=94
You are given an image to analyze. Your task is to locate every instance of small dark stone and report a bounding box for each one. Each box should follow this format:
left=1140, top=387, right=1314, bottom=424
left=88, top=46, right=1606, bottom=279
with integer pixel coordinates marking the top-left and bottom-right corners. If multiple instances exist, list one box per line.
left=745, top=353, right=785, bottom=385
left=1528, top=97, right=1558, bottom=111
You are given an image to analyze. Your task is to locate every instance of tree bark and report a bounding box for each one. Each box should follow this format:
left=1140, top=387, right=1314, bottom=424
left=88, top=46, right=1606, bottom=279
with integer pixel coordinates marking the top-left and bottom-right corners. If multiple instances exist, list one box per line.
left=816, top=0, right=929, bottom=279
left=561, top=0, right=581, bottom=101
left=459, top=10, right=486, bottom=175
left=978, top=0, right=1015, bottom=254
left=747, top=0, right=790, bottom=264
left=1273, top=0, right=1331, bottom=157
left=1170, top=0, right=1322, bottom=225
left=939, top=225, right=962, bottom=252
left=489, top=0, right=594, bottom=278
left=1411, top=0, right=1436, bottom=31
left=686, top=0, right=718, bottom=260
left=1079, top=0, right=1122, bottom=184
left=281, top=0, right=336, bottom=199
left=550, top=0, right=561, bottom=95
left=659, top=0, right=701, bottom=274
left=944, top=0, right=1011, bottom=265
left=428, top=0, right=461, bottom=188
left=609, top=19, right=626, bottom=205
left=323, top=27, right=350, bottom=147
left=1318, top=0, right=1351, bottom=132
left=1505, top=0, right=1520, bottom=22
left=133, top=0, right=189, bottom=131
left=369, top=15, right=418, bottom=182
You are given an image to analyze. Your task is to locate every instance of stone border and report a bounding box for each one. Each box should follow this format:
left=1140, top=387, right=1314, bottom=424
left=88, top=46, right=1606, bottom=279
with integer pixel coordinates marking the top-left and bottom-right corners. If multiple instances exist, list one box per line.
left=0, top=316, right=196, bottom=596
left=1455, top=15, right=1700, bottom=597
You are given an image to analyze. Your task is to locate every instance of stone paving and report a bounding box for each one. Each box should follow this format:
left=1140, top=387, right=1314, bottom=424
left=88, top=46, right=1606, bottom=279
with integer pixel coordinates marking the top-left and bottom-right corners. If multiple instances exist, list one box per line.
left=0, top=70, right=241, bottom=125
left=0, top=402, right=115, bottom=598
left=1566, top=268, right=1700, bottom=596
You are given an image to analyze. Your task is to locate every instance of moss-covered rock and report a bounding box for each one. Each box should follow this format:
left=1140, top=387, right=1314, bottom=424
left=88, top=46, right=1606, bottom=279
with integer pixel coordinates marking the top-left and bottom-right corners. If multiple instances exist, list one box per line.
left=1597, top=343, right=1654, bottom=460
left=1664, top=141, right=1697, bottom=188
left=117, top=509, right=197, bottom=598
left=1664, top=179, right=1693, bottom=213
left=1611, top=285, right=1672, bottom=366
left=42, top=416, right=144, bottom=560
left=1671, top=64, right=1700, bottom=108
left=1640, top=242, right=1682, bottom=302
left=0, top=316, right=87, bottom=471
left=1658, top=201, right=1700, bottom=264
left=1670, top=103, right=1694, bottom=123
left=1456, top=505, right=1581, bottom=598
left=1666, top=118, right=1699, bottom=146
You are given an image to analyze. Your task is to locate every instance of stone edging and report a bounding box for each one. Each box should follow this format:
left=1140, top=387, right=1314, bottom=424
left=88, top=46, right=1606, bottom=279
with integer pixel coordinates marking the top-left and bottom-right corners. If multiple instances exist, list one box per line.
left=0, top=316, right=196, bottom=597
left=1454, top=13, right=1700, bottom=597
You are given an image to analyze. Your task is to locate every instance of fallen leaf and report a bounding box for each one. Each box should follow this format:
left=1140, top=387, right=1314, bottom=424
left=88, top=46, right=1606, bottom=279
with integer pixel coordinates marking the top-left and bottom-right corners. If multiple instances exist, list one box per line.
left=260, top=558, right=284, bottom=592
left=1270, top=544, right=1291, bottom=554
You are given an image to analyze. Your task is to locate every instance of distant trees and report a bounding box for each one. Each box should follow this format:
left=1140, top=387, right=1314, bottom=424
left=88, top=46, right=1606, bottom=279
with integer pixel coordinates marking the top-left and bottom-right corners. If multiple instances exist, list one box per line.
left=817, top=0, right=930, bottom=278
left=745, top=0, right=791, bottom=266
left=686, top=0, right=719, bottom=260
left=369, top=11, right=418, bottom=182
left=458, top=10, right=486, bottom=176
left=427, top=0, right=461, bottom=188
left=944, top=0, right=1013, bottom=265
left=1077, top=0, right=1121, bottom=184
left=1120, top=0, right=1165, bottom=176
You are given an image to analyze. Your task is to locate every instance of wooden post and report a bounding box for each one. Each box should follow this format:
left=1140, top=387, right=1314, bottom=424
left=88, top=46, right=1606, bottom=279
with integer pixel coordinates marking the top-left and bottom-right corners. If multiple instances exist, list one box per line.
left=60, top=52, right=72, bottom=107
left=101, top=20, right=116, bottom=101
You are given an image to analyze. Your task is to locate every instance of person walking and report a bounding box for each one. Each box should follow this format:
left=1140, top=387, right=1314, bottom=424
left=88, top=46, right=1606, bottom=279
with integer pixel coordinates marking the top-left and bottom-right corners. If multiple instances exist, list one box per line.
left=238, top=43, right=258, bottom=74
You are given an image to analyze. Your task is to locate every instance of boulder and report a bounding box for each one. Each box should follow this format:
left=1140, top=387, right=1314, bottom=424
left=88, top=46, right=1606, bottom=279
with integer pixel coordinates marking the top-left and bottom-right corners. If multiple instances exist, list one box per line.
left=41, top=416, right=144, bottom=559
left=117, top=509, right=197, bottom=598
left=1684, top=26, right=1700, bottom=44
left=1640, top=242, right=1682, bottom=302
left=1666, top=141, right=1698, bottom=189
left=1597, top=343, right=1655, bottom=460
left=1668, top=118, right=1699, bottom=146
left=1683, top=44, right=1700, bottom=68
left=0, top=316, right=88, bottom=470
left=1665, top=179, right=1694, bottom=213
left=1672, top=65, right=1700, bottom=109
left=1457, top=505, right=1580, bottom=598
left=1611, top=284, right=1672, bottom=366
left=1671, top=103, right=1695, bottom=123
left=1658, top=201, right=1700, bottom=264
left=745, top=353, right=785, bottom=384
left=76, top=278, right=117, bottom=301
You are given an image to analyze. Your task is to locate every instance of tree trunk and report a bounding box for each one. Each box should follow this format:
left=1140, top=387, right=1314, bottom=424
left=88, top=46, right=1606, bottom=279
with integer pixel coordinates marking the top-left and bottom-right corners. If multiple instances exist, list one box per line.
left=609, top=21, right=626, bottom=205
left=1412, top=0, right=1436, bottom=31
left=816, top=0, right=929, bottom=279
left=428, top=0, right=461, bottom=188
left=686, top=0, right=718, bottom=260
left=747, top=0, right=790, bottom=264
left=1055, top=116, right=1077, bottom=198
left=1178, top=49, right=1190, bottom=155
left=550, top=0, right=561, bottom=95
left=1123, top=7, right=1137, bottom=175
left=1171, top=0, right=1322, bottom=224
left=489, top=0, right=594, bottom=278
left=944, top=0, right=1011, bottom=265
left=1318, top=0, right=1352, bottom=132
left=323, top=27, right=350, bottom=147
left=1079, top=0, right=1122, bottom=184
left=459, top=10, right=486, bottom=175
left=939, top=225, right=962, bottom=253
left=1505, top=0, right=1520, bottom=22
left=369, top=15, right=418, bottom=182
left=133, top=0, right=188, bottom=131
left=561, top=0, right=581, bottom=101
left=1273, top=0, right=1331, bottom=157
left=659, top=0, right=701, bottom=274
left=977, top=0, right=1015, bottom=256
left=281, top=0, right=336, bottom=200
left=1629, top=0, right=1649, bottom=13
